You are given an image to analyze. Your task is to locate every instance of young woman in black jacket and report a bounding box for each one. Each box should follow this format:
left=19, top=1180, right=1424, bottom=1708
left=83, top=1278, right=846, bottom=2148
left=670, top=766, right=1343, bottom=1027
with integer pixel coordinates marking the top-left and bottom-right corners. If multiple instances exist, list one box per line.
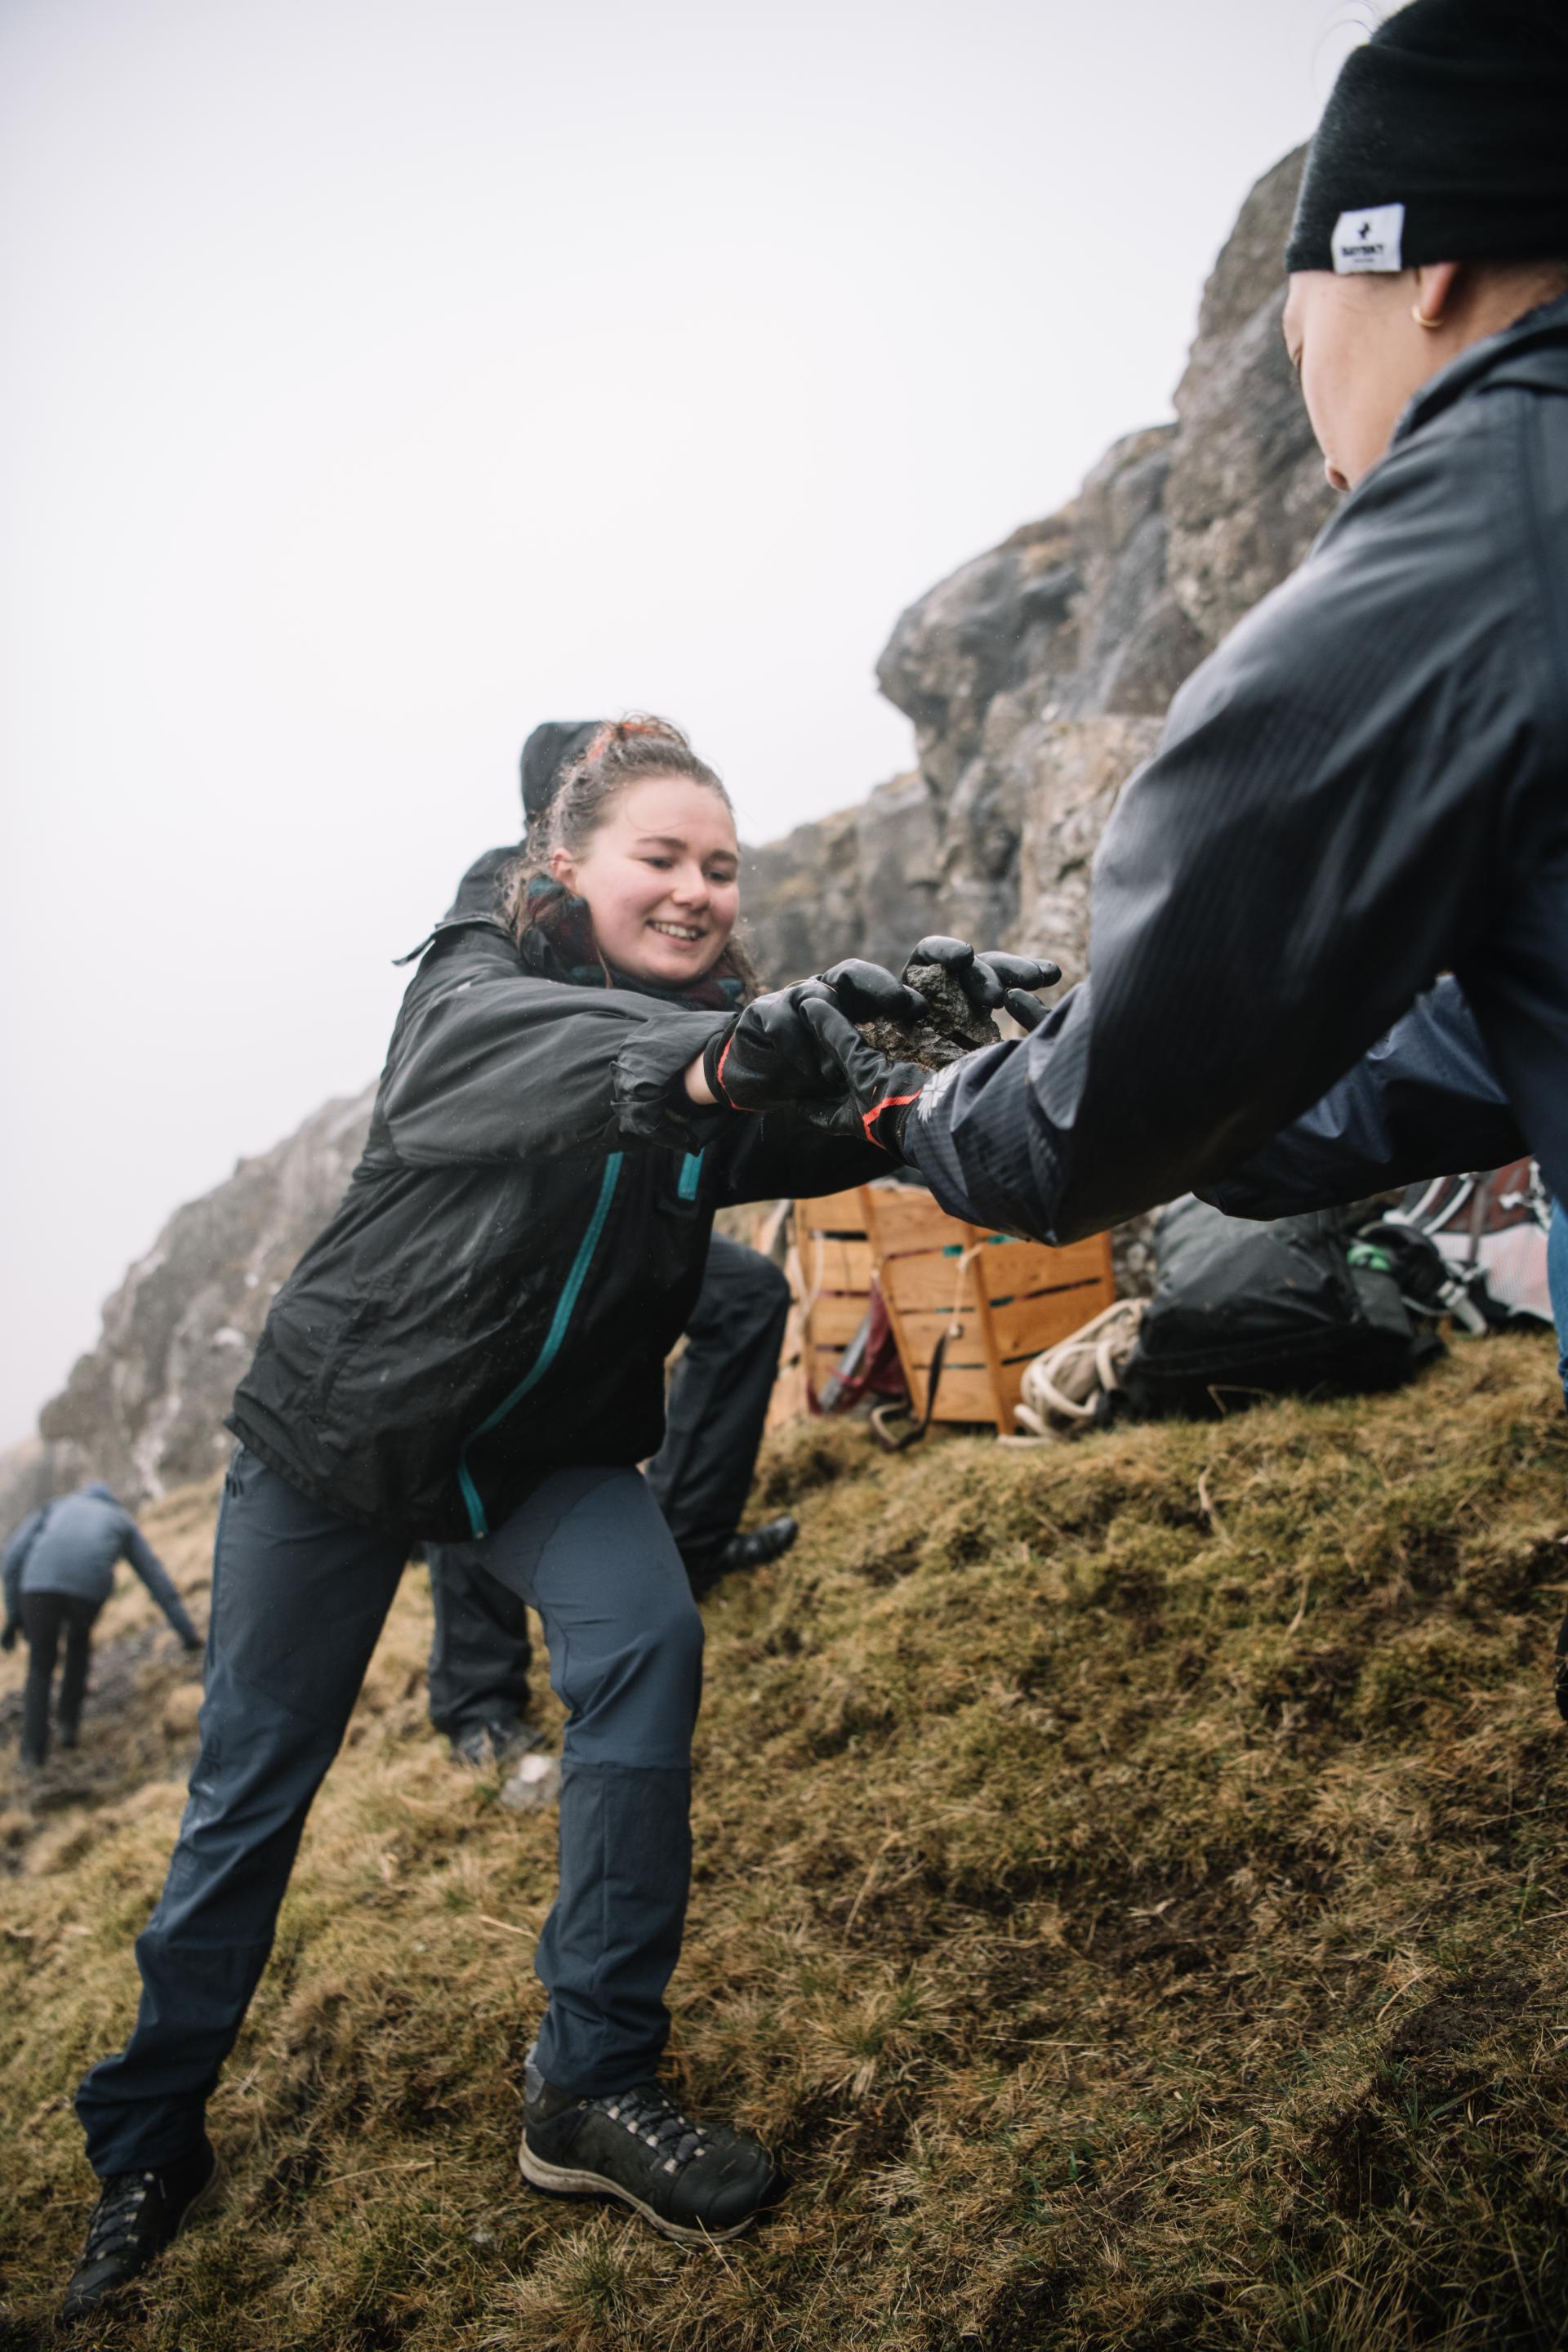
left=61, top=716, right=960, bottom=2315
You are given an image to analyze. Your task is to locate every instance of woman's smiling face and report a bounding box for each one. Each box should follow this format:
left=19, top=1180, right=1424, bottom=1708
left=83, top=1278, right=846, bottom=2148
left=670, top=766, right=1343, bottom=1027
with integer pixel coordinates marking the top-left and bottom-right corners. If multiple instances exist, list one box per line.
left=551, top=774, right=741, bottom=987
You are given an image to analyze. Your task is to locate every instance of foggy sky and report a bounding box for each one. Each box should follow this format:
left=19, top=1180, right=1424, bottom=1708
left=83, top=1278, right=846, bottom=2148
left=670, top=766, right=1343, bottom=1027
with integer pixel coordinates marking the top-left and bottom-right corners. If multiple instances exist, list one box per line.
left=0, top=0, right=1370, bottom=1449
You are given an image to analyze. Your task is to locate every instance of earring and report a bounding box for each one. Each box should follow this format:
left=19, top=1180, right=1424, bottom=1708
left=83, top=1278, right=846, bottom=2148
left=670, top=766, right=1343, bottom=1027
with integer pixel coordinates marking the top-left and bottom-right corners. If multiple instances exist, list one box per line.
left=1412, top=304, right=1442, bottom=330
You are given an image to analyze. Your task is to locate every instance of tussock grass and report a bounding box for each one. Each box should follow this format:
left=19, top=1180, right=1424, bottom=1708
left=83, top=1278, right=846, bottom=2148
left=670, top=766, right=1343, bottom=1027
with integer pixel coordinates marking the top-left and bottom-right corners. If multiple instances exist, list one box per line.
left=5, top=1336, right=1568, bottom=2347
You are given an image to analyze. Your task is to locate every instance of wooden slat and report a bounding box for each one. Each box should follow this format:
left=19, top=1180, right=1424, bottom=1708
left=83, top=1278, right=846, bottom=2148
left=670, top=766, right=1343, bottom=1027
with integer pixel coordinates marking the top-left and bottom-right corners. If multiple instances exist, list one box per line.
left=804, top=1237, right=875, bottom=1295
left=806, top=1292, right=872, bottom=1348
left=880, top=1251, right=983, bottom=1312
left=765, top=1358, right=808, bottom=1430
left=987, top=1281, right=1111, bottom=1362
left=880, top=1239, right=1109, bottom=1314
left=977, top=1234, right=1111, bottom=1299
left=880, top=1307, right=990, bottom=1370
left=860, top=1184, right=969, bottom=1258
left=907, top=1363, right=1000, bottom=1424
left=795, top=1190, right=870, bottom=1238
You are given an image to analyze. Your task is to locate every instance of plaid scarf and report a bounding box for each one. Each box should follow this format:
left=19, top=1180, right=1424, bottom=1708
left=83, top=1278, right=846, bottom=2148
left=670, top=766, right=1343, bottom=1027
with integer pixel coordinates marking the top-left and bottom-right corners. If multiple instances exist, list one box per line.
left=517, top=874, right=746, bottom=1011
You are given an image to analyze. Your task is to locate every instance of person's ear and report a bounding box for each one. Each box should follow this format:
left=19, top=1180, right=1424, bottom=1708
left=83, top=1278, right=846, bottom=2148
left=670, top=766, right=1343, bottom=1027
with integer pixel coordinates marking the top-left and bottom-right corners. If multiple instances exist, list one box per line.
left=1412, top=261, right=1463, bottom=329
left=549, top=844, right=577, bottom=891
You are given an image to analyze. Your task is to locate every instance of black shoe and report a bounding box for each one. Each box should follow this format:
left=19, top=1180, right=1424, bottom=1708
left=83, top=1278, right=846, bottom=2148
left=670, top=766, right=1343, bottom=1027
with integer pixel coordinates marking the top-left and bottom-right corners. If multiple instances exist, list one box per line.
left=519, top=2048, right=780, bottom=2244
left=448, top=1720, right=541, bottom=1771
left=689, top=1515, right=800, bottom=1597
left=60, top=2143, right=220, bottom=2323
left=56, top=1722, right=80, bottom=1752
left=720, top=1514, right=798, bottom=1575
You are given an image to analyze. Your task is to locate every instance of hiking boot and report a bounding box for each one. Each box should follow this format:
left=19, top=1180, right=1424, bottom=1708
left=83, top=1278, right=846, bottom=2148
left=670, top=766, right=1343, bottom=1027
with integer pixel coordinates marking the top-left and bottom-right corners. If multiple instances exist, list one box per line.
left=60, top=2143, right=220, bottom=2323
left=519, top=2047, right=780, bottom=2243
left=56, top=1722, right=80, bottom=1752
left=448, top=1719, right=541, bottom=1771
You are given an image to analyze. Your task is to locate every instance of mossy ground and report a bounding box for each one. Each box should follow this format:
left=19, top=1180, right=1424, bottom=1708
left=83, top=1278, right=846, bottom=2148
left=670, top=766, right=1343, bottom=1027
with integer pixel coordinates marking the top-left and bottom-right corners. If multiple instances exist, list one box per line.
left=4, top=1334, right=1568, bottom=2349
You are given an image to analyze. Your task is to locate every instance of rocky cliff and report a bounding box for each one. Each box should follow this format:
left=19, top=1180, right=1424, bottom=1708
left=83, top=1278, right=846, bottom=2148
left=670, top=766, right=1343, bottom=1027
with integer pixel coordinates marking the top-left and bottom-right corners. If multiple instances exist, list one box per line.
left=24, top=1090, right=375, bottom=1512
left=11, top=146, right=1329, bottom=1516
left=742, top=145, right=1332, bottom=987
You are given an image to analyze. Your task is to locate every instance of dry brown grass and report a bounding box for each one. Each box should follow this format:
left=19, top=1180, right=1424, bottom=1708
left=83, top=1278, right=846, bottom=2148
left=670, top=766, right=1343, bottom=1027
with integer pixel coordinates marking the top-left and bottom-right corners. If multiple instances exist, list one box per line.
left=5, top=1335, right=1568, bottom=2348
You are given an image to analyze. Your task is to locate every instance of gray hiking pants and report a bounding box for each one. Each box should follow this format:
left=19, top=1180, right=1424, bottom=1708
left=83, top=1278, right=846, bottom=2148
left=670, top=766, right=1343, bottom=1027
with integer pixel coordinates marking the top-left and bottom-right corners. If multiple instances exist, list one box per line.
left=76, top=1445, right=703, bottom=2176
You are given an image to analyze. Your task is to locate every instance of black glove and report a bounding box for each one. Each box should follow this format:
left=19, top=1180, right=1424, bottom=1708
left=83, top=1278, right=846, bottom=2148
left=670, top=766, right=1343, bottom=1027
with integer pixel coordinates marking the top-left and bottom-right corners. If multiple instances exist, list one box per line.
left=903, top=934, right=1060, bottom=1033
left=1, top=1621, right=17, bottom=1653
left=792, top=995, right=932, bottom=1157
left=182, top=1633, right=203, bottom=1655
left=702, top=983, right=841, bottom=1112
left=814, top=959, right=928, bottom=1026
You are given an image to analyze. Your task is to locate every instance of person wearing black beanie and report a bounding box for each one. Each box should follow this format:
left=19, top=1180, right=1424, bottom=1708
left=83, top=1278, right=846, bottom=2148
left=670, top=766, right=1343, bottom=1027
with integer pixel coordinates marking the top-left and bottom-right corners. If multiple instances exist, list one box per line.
left=1281, top=0, right=1568, bottom=488
left=762, top=0, right=1568, bottom=1482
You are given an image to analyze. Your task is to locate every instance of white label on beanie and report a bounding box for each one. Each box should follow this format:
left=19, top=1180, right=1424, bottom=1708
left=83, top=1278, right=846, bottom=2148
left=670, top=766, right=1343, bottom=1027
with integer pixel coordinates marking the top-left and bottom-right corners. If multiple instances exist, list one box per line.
left=1331, top=203, right=1405, bottom=274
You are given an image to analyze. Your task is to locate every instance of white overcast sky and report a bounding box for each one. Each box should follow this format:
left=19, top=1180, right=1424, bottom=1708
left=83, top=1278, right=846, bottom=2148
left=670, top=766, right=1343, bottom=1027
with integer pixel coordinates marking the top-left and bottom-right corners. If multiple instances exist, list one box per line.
left=0, top=0, right=1372, bottom=1448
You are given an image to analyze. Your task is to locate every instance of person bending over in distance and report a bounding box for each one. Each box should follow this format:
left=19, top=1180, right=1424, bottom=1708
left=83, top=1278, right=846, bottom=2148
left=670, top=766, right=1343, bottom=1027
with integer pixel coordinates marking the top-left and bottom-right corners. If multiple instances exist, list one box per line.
left=60, top=712, right=1050, bottom=2321
left=2, top=1482, right=201, bottom=1769
left=426, top=720, right=795, bottom=1776
left=733, top=1, right=1568, bottom=1351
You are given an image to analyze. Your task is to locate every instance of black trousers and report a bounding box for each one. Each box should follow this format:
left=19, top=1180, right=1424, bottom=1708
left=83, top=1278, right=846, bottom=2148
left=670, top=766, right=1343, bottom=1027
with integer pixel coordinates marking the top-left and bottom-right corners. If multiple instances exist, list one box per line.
left=20, top=1590, right=101, bottom=1764
left=426, top=1231, right=790, bottom=1739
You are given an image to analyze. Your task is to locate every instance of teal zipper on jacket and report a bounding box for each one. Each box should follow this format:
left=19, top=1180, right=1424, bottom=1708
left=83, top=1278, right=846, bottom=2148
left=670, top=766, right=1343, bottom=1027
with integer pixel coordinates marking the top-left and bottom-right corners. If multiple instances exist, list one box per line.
left=678, top=1150, right=704, bottom=1201
left=456, top=1153, right=625, bottom=1539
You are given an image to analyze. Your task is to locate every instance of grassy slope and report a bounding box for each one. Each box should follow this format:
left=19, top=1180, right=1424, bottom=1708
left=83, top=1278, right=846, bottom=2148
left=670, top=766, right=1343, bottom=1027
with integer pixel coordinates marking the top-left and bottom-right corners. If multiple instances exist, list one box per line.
left=4, top=1335, right=1568, bottom=2350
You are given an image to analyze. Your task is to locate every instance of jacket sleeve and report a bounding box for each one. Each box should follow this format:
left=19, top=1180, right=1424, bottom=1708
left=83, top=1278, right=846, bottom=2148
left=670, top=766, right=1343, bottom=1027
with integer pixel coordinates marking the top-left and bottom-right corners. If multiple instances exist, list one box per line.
left=122, top=1525, right=199, bottom=1646
left=1200, top=978, right=1526, bottom=1219
left=377, top=929, right=733, bottom=1168
left=904, top=421, right=1535, bottom=1244
left=708, top=1111, right=892, bottom=1208
left=2, top=1509, right=43, bottom=1629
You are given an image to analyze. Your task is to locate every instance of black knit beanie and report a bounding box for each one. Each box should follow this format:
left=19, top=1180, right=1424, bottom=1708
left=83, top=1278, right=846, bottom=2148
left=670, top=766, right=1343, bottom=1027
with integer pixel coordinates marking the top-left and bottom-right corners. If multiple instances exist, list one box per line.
left=1286, top=0, right=1568, bottom=276
left=519, top=719, right=599, bottom=825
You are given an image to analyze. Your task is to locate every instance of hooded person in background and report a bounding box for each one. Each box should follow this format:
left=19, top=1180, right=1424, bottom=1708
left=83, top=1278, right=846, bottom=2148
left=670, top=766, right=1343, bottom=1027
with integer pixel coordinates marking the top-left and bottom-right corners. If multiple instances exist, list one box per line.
left=2, top=1483, right=201, bottom=1767
left=735, top=0, right=1568, bottom=1349
left=425, top=721, right=798, bottom=1771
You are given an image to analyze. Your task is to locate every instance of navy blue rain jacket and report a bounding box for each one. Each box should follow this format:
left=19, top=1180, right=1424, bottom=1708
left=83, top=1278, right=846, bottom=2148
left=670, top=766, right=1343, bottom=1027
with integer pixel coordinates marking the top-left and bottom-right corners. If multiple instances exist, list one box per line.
left=2, top=1483, right=198, bottom=1643
left=1202, top=978, right=1524, bottom=1218
left=904, top=294, right=1568, bottom=1245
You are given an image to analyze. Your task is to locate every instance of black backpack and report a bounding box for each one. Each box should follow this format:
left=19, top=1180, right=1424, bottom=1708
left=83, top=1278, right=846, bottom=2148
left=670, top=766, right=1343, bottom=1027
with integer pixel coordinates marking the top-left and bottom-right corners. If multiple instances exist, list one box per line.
left=1116, top=1197, right=1448, bottom=1422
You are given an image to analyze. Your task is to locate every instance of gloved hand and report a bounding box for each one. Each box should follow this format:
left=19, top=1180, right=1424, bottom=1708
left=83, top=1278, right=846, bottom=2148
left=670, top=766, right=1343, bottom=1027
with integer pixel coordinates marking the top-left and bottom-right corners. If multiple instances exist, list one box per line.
left=791, top=995, right=933, bottom=1156
left=1, top=1620, right=18, bottom=1653
left=182, top=1633, right=204, bottom=1655
left=702, top=983, right=842, bottom=1112
left=902, top=934, right=1060, bottom=1032
left=814, top=959, right=929, bottom=1026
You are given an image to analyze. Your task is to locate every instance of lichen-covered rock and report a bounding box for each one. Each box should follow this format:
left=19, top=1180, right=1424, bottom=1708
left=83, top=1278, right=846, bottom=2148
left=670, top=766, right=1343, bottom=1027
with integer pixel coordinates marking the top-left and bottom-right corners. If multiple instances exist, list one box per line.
left=858, top=958, right=1000, bottom=1073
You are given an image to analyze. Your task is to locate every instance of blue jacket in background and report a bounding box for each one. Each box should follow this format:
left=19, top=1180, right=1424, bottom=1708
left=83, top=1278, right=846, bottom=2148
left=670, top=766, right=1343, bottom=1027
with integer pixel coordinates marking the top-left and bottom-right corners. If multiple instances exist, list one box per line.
left=2, top=1484, right=198, bottom=1646
left=1202, top=978, right=1524, bottom=1218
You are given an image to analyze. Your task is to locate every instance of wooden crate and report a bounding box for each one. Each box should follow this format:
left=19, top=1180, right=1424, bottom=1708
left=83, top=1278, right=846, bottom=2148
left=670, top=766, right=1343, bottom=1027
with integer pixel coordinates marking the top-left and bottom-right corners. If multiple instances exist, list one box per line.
left=786, top=1187, right=875, bottom=1414
left=858, top=1181, right=1114, bottom=1437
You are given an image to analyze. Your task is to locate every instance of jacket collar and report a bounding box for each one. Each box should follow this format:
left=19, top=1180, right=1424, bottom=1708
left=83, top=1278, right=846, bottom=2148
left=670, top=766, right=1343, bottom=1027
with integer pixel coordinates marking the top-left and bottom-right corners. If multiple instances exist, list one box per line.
left=1394, top=288, right=1568, bottom=446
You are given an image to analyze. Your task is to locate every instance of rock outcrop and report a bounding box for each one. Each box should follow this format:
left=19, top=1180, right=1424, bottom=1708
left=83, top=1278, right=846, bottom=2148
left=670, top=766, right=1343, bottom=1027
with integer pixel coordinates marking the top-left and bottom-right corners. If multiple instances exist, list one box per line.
left=36, top=1090, right=374, bottom=1506
left=742, top=146, right=1332, bottom=988
left=16, top=147, right=1330, bottom=1510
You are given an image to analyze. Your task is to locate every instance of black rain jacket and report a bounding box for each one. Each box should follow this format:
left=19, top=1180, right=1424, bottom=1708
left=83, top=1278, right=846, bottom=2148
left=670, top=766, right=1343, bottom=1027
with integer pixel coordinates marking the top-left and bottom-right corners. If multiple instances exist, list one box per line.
left=906, top=293, right=1568, bottom=1245
left=229, top=911, right=884, bottom=1539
